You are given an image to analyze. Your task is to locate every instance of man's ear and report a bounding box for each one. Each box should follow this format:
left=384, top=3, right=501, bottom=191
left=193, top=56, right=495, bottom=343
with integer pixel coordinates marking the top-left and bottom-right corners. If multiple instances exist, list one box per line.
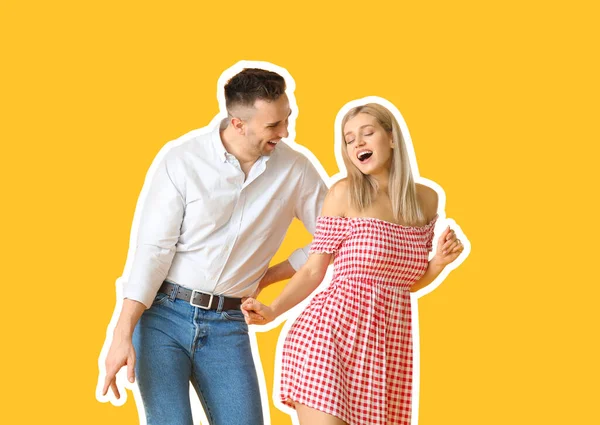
left=228, top=105, right=253, bottom=136
left=231, top=117, right=245, bottom=135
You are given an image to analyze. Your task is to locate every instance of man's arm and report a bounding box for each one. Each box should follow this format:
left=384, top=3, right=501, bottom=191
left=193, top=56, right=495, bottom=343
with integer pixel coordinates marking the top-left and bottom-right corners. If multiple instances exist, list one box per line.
left=287, top=157, right=328, bottom=271
left=102, top=299, right=146, bottom=398
left=259, top=260, right=296, bottom=290
left=101, top=152, right=185, bottom=399
left=123, top=154, right=185, bottom=307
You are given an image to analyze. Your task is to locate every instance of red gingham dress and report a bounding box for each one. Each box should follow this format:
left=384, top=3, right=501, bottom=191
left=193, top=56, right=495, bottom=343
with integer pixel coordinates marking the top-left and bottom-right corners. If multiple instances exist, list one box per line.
left=279, top=215, right=438, bottom=425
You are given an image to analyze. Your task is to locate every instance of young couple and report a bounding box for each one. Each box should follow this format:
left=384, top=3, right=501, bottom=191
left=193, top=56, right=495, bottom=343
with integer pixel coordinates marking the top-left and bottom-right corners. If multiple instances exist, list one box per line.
left=98, top=62, right=466, bottom=425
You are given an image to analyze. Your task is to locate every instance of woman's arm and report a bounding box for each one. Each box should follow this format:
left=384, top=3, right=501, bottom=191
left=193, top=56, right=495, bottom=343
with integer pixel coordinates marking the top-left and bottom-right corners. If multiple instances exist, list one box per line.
left=409, top=257, right=446, bottom=293
left=410, top=225, right=463, bottom=292
left=270, top=255, right=331, bottom=316
left=242, top=252, right=332, bottom=324
left=242, top=180, right=349, bottom=324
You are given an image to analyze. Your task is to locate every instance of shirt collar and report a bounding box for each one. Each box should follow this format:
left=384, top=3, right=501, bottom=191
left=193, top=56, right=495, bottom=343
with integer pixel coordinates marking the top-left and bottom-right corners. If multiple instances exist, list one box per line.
left=210, top=119, right=229, bottom=163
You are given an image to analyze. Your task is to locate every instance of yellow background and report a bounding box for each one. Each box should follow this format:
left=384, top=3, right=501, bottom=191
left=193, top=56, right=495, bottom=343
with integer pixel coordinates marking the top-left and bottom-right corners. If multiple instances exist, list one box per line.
left=1, top=0, right=598, bottom=423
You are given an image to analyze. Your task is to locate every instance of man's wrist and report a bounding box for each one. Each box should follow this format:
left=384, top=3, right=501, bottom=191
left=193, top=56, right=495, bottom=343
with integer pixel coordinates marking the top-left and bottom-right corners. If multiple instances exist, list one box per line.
left=259, top=271, right=273, bottom=289
left=261, top=260, right=294, bottom=288
left=114, top=324, right=134, bottom=340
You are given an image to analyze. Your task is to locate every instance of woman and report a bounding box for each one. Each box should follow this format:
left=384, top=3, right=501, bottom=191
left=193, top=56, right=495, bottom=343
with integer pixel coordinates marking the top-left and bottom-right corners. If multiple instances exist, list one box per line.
left=242, top=102, right=465, bottom=425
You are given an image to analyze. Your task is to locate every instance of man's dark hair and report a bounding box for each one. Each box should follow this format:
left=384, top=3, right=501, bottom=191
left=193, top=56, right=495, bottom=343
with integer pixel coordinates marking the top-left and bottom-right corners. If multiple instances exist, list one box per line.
left=224, top=68, right=286, bottom=112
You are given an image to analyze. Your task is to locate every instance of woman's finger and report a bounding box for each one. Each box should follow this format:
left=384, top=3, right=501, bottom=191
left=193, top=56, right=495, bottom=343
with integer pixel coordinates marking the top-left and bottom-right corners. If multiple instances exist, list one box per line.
left=442, top=237, right=457, bottom=252
left=247, top=316, right=265, bottom=325
left=450, top=240, right=464, bottom=253
left=242, top=298, right=263, bottom=313
left=248, top=311, right=265, bottom=321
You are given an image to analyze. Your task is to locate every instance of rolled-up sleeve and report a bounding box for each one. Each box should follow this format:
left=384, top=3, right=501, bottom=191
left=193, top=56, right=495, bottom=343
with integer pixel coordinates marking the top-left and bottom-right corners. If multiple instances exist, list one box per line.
left=288, top=157, right=328, bottom=271
left=122, top=155, right=185, bottom=308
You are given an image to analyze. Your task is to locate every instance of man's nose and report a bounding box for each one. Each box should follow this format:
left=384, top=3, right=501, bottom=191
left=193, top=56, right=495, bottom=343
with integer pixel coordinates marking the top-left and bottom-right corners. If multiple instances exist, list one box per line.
left=279, top=126, right=289, bottom=139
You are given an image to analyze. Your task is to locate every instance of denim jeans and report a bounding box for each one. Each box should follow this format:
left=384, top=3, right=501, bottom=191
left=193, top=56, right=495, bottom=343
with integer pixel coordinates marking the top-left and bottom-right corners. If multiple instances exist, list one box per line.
left=132, top=290, right=264, bottom=425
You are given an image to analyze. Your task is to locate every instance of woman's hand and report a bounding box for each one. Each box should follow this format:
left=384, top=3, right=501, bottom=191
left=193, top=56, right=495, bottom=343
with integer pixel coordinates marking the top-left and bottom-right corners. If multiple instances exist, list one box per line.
left=241, top=298, right=277, bottom=325
left=433, top=225, right=464, bottom=267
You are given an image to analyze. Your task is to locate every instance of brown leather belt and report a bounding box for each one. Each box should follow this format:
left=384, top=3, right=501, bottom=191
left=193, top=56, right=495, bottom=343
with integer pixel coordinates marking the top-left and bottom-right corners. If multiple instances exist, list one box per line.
left=158, top=281, right=242, bottom=311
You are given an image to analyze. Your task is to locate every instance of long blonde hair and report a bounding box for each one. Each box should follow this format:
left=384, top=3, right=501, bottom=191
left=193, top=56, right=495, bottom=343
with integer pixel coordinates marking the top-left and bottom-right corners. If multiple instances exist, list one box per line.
left=341, top=103, right=426, bottom=226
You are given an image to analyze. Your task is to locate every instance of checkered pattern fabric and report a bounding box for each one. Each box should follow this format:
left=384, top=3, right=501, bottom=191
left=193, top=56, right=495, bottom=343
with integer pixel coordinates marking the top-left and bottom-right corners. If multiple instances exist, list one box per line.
left=279, top=215, right=437, bottom=425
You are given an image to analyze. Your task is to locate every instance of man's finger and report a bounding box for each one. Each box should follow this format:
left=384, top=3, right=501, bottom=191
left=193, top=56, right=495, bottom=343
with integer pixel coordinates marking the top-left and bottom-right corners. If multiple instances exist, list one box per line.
left=242, top=297, right=256, bottom=306
left=102, top=375, right=112, bottom=396
left=127, top=355, right=136, bottom=383
left=111, top=380, right=121, bottom=399
left=103, top=365, right=119, bottom=395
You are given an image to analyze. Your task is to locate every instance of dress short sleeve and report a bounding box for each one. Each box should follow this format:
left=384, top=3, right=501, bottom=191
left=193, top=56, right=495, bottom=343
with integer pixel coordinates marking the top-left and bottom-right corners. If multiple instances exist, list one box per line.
left=424, top=215, right=438, bottom=252
left=308, top=216, right=352, bottom=255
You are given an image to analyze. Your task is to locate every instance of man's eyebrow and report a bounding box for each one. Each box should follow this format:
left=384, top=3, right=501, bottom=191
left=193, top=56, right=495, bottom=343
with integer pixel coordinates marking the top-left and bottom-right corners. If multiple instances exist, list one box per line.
left=266, top=109, right=292, bottom=126
left=344, top=124, right=374, bottom=137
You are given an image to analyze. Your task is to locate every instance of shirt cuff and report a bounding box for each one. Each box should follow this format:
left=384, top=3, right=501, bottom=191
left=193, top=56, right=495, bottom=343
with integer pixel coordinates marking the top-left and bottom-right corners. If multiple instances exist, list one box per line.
left=122, top=284, right=156, bottom=309
left=288, top=246, right=309, bottom=271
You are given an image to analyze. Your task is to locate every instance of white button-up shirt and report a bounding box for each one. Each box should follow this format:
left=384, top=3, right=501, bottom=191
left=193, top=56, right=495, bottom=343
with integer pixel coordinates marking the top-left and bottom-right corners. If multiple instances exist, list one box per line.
left=123, top=122, right=328, bottom=308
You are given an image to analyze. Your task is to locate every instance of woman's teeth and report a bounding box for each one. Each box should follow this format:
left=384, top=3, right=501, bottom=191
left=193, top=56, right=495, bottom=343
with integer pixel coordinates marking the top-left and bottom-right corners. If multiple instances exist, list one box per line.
left=357, top=150, right=373, bottom=162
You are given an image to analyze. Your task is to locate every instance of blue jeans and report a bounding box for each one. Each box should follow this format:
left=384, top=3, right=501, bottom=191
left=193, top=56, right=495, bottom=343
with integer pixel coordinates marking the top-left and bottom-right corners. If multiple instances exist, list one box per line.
left=132, top=290, right=264, bottom=425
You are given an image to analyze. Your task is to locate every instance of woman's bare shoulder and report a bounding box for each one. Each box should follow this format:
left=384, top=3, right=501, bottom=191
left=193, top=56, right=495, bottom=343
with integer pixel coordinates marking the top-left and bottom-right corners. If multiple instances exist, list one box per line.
left=321, top=178, right=350, bottom=217
left=416, top=183, right=439, bottom=220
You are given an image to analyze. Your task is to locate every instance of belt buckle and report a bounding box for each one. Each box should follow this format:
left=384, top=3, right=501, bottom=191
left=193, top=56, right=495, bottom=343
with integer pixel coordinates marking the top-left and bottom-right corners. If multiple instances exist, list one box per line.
left=190, top=289, right=213, bottom=310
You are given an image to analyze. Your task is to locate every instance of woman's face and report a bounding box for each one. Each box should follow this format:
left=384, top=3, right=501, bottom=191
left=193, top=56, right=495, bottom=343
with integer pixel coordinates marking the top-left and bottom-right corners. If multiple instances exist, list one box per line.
left=343, top=113, right=394, bottom=176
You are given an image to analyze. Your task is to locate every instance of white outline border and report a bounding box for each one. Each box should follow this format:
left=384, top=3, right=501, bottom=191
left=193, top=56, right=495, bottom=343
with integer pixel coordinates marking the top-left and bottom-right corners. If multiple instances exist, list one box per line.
left=96, top=62, right=471, bottom=425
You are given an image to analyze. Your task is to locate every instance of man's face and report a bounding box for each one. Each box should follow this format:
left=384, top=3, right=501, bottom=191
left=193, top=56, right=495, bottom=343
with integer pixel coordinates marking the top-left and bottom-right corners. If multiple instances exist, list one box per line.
left=243, top=94, right=291, bottom=156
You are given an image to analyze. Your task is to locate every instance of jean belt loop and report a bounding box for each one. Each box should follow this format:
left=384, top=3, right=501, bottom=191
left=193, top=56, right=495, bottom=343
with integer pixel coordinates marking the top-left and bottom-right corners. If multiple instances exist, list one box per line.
left=169, top=283, right=179, bottom=301
left=216, top=295, right=224, bottom=313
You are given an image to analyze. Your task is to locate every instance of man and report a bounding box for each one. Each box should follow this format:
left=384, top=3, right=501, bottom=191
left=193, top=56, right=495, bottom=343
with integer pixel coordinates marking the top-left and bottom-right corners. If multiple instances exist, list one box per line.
left=99, top=65, right=327, bottom=425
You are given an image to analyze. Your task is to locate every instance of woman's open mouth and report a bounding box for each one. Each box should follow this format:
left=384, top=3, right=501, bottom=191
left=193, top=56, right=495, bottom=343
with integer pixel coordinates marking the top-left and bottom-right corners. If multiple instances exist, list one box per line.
left=357, top=150, right=373, bottom=163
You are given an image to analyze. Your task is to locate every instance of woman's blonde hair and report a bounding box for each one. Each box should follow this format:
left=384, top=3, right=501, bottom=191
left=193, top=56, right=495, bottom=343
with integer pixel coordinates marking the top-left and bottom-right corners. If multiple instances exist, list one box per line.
left=341, top=103, right=426, bottom=226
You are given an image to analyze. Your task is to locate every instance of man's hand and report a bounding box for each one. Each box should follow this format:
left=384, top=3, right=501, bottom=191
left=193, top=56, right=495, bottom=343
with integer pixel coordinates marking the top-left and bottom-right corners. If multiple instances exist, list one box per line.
left=241, top=298, right=276, bottom=325
left=100, top=298, right=146, bottom=399
left=102, top=332, right=136, bottom=399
